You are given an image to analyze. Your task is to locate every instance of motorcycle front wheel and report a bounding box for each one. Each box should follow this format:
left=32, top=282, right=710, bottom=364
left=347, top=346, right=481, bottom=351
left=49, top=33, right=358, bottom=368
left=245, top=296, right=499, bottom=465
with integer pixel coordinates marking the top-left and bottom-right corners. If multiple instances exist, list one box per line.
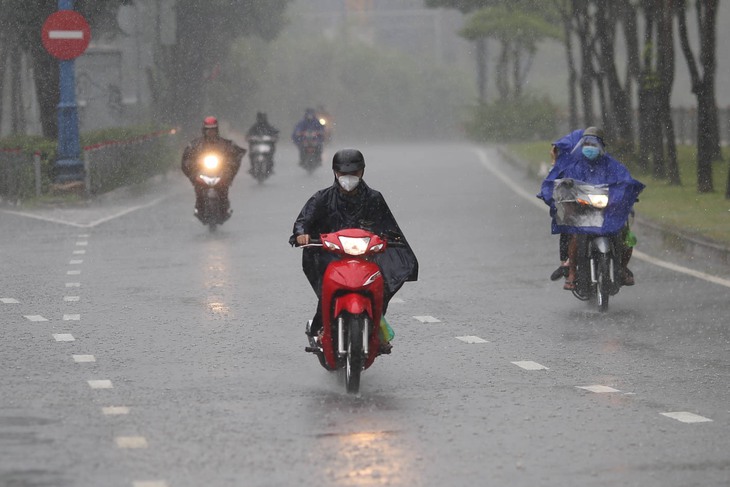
left=595, top=254, right=611, bottom=312
left=345, top=316, right=364, bottom=394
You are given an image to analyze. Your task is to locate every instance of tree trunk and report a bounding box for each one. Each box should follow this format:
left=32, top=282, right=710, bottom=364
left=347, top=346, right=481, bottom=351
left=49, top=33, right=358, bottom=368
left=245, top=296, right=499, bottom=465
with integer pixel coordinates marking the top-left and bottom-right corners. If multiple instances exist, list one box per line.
left=29, top=47, right=59, bottom=139
left=10, top=46, right=26, bottom=135
left=658, top=0, right=680, bottom=185
left=562, top=13, right=579, bottom=128
left=475, top=37, right=488, bottom=102
left=575, top=1, right=595, bottom=126
left=697, top=80, right=715, bottom=192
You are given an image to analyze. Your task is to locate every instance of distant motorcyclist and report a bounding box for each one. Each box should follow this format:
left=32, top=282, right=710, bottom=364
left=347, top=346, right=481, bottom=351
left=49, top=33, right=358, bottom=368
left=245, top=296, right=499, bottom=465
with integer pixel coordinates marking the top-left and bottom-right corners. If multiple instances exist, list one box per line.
left=181, top=116, right=246, bottom=216
left=292, top=108, right=325, bottom=166
left=246, top=112, right=279, bottom=175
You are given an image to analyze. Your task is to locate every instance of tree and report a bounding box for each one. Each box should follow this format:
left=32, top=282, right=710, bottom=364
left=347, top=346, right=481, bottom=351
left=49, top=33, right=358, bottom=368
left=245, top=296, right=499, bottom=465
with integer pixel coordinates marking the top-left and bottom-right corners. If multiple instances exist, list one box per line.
left=676, top=0, right=720, bottom=193
left=147, top=0, right=291, bottom=136
left=460, top=5, right=561, bottom=100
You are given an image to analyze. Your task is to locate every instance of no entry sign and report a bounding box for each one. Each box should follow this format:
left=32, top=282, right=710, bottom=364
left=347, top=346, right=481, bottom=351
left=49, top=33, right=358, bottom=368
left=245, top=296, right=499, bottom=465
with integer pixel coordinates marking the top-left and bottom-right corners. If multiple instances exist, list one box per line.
left=42, top=11, right=91, bottom=60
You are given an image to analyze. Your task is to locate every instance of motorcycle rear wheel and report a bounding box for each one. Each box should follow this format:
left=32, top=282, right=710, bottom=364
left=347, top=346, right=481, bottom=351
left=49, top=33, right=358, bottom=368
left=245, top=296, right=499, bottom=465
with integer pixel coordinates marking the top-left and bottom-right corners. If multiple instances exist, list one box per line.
left=345, top=316, right=363, bottom=394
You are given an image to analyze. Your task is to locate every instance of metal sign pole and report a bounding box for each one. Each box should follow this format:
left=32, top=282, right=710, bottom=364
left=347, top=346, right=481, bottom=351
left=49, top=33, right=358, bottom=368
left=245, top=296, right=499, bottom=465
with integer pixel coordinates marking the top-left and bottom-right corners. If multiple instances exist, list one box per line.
left=54, top=0, right=84, bottom=184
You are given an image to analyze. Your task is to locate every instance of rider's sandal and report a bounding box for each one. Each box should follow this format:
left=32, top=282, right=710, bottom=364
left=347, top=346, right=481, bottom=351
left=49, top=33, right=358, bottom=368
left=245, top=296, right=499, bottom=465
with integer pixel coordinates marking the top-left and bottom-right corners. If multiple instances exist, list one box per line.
left=550, top=265, right=569, bottom=281
left=378, top=342, right=393, bottom=355
left=563, top=279, right=576, bottom=291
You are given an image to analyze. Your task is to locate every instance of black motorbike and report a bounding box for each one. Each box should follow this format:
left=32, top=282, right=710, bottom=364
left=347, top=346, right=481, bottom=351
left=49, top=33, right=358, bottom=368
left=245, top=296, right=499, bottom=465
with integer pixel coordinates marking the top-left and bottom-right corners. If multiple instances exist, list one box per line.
left=247, top=134, right=276, bottom=183
left=295, top=130, right=323, bottom=174
left=553, top=179, right=626, bottom=312
left=195, top=152, right=230, bottom=232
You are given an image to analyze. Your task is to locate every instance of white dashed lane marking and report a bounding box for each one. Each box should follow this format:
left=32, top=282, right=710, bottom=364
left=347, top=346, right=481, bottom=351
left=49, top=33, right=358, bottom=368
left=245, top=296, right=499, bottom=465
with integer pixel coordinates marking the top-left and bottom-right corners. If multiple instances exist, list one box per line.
left=73, top=355, right=96, bottom=363
left=75, top=241, right=88, bottom=246
left=577, top=385, right=621, bottom=393
left=24, top=315, right=48, bottom=322
left=133, top=481, right=168, bottom=487
left=73, top=250, right=86, bottom=255
left=413, top=315, right=441, bottom=323
left=53, top=334, right=75, bottom=342
left=661, top=412, right=713, bottom=423
left=115, top=436, right=148, bottom=449
left=512, top=361, right=549, bottom=370
left=88, top=380, right=113, bottom=389
left=66, top=270, right=81, bottom=275
left=64, top=296, right=80, bottom=302
left=456, top=336, right=489, bottom=344
left=63, top=314, right=81, bottom=321
left=78, top=234, right=89, bottom=238
left=103, top=406, right=130, bottom=415
left=65, top=282, right=81, bottom=288
left=390, top=297, right=405, bottom=304
left=69, top=260, right=83, bottom=264
left=1, top=298, right=19, bottom=304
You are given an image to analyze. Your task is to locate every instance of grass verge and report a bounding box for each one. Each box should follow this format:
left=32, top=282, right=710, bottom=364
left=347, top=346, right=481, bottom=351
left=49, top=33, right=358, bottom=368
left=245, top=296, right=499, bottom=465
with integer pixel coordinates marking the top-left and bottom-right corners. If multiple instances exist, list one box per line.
left=506, top=141, right=730, bottom=246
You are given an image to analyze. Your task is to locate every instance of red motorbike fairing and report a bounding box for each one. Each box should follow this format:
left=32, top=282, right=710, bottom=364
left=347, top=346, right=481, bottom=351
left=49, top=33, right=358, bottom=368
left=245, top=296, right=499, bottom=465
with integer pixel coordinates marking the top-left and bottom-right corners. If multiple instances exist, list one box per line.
left=321, top=259, right=384, bottom=369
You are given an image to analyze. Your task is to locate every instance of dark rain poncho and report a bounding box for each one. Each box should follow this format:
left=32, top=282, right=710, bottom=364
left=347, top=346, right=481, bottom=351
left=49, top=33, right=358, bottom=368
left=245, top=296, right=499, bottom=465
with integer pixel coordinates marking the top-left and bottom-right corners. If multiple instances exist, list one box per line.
left=289, top=180, right=419, bottom=298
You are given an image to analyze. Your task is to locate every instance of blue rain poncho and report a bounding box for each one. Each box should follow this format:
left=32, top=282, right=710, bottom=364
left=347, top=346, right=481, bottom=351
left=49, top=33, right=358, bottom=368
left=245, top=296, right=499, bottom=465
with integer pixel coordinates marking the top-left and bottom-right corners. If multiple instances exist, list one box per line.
left=538, top=144, right=644, bottom=235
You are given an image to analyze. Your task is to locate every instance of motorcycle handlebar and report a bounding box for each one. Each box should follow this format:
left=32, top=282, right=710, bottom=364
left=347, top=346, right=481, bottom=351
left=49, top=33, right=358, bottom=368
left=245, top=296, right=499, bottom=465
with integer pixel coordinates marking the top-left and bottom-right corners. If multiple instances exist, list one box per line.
left=294, top=238, right=407, bottom=248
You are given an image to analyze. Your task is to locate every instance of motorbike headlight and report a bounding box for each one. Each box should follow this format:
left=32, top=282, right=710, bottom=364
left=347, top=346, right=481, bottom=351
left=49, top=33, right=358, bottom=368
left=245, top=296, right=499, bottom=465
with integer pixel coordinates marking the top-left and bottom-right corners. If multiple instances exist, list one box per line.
left=587, top=194, right=609, bottom=208
left=338, top=236, right=370, bottom=255
left=203, top=154, right=220, bottom=170
left=370, top=243, right=384, bottom=252
left=319, top=118, right=327, bottom=126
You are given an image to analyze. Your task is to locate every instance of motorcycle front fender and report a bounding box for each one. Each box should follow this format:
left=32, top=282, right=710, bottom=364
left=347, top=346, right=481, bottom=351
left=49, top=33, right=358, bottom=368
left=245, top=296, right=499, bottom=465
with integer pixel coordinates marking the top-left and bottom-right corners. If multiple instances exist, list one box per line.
left=333, top=293, right=372, bottom=319
left=591, top=236, right=611, bottom=254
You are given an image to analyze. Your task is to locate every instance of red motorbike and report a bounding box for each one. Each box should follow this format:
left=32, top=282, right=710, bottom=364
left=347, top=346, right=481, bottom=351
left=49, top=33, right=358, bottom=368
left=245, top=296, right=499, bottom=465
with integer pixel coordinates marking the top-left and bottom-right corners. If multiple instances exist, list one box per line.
left=299, top=228, right=392, bottom=394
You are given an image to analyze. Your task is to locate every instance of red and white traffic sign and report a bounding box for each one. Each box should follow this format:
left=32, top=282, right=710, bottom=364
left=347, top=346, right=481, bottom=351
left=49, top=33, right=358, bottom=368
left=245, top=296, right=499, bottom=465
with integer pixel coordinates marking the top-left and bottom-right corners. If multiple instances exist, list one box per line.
left=41, top=11, right=91, bottom=60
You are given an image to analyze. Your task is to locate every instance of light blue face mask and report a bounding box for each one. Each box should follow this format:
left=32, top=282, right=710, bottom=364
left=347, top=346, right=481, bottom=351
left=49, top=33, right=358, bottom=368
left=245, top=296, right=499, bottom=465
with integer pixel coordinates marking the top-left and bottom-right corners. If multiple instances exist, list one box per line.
left=582, top=146, right=601, bottom=160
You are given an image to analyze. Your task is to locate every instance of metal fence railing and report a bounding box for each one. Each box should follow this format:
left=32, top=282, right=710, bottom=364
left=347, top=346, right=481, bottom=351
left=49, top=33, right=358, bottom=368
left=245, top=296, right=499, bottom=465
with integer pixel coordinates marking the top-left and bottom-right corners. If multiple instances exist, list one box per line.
left=83, top=129, right=179, bottom=195
left=0, top=149, right=42, bottom=203
left=0, top=129, right=179, bottom=203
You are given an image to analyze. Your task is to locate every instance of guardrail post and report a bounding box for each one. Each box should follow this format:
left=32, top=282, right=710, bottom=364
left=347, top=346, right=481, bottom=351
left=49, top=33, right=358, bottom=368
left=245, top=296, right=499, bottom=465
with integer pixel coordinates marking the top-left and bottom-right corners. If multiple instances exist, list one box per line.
left=83, top=150, right=90, bottom=197
left=33, top=151, right=42, bottom=197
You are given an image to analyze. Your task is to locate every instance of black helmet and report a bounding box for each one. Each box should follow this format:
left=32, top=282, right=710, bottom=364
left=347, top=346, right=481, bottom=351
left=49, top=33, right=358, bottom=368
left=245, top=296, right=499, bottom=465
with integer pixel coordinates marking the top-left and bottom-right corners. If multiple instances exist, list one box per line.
left=332, top=149, right=365, bottom=173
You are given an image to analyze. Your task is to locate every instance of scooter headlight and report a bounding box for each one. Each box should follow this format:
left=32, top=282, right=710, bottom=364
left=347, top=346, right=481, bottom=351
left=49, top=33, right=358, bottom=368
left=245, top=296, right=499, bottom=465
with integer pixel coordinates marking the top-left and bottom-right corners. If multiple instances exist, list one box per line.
left=338, top=236, right=370, bottom=255
left=203, top=154, right=220, bottom=170
left=587, top=194, right=608, bottom=208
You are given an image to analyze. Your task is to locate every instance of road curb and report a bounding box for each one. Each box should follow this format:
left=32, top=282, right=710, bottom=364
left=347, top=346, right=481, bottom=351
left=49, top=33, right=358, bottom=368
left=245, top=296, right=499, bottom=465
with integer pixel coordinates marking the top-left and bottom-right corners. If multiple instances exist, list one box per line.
left=494, top=145, right=730, bottom=269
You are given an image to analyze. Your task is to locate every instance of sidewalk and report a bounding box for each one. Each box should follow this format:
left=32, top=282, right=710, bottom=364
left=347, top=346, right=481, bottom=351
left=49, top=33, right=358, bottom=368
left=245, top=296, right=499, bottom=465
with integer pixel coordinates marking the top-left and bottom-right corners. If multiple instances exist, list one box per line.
left=495, top=145, right=730, bottom=277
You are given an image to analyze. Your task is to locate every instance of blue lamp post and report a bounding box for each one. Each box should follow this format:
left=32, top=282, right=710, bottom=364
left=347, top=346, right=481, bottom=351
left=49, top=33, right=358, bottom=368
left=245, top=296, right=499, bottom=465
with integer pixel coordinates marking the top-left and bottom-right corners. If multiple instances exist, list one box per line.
left=54, top=0, right=84, bottom=183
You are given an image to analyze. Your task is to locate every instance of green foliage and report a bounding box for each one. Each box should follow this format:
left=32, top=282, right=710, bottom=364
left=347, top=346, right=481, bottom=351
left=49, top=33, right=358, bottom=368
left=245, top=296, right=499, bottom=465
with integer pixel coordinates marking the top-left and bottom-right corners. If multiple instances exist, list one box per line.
left=460, top=6, right=562, bottom=45
left=0, top=125, right=178, bottom=201
left=465, top=94, right=558, bottom=142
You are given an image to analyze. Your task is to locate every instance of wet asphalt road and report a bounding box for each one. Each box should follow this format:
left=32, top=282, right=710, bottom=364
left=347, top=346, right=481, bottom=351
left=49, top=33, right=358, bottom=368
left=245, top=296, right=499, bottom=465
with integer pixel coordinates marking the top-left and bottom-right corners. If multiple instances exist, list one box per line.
left=1, top=142, right=729, bottom=487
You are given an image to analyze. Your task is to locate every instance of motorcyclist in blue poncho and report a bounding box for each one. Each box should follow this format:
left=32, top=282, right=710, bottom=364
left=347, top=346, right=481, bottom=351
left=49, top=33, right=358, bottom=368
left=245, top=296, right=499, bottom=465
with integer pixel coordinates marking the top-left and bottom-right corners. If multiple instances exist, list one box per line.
left=539, top=127, right=645, bottom=290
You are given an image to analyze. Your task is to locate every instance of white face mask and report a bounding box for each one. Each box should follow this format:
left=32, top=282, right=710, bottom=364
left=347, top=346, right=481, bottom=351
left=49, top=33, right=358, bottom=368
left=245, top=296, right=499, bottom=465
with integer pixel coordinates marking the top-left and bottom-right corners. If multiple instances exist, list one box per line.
left=338, top=175, right=360, bottom=192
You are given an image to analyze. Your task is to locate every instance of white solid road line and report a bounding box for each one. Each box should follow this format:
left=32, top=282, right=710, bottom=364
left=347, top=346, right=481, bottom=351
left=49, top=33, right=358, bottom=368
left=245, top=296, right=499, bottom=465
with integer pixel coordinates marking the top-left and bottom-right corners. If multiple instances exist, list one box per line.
left=474, top=147, right=730, bottom=289
left=0, top=196, right=169, bottom=228
left=512, top=361, right=549, bottom=371
left=456, top=336, right=489, bottom=344
left=577, top=385, right=621, bottom=393
left=660, top=412, right=713, bottom=423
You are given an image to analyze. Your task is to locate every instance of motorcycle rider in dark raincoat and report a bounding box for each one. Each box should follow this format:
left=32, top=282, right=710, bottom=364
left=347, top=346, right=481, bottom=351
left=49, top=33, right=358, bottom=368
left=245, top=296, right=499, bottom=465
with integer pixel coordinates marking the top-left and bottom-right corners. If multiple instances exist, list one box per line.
left=290, top=149, right=419, bottom=350
left=538, top=127, right=644, bottom=289
left=181, top=116, right=246, bottom=216
left=246, top=112, right=280, bottom=174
